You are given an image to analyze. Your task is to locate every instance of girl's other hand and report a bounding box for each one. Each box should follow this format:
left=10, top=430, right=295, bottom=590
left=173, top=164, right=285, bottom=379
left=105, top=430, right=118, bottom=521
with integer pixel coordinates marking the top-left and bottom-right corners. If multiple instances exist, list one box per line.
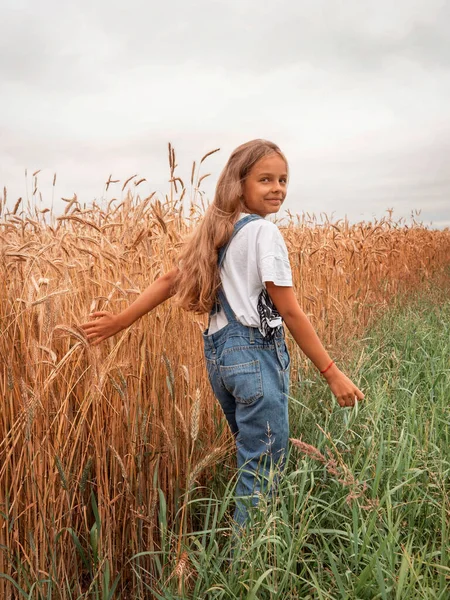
left=80, top=311, right=124, bottom=346
left=323, top=364, right=365, bottom=408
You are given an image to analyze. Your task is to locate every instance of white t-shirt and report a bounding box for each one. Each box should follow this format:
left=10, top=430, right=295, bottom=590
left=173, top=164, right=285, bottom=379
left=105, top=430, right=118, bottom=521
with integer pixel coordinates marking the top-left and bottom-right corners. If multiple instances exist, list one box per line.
left=209, top=213, right=293, bottom=334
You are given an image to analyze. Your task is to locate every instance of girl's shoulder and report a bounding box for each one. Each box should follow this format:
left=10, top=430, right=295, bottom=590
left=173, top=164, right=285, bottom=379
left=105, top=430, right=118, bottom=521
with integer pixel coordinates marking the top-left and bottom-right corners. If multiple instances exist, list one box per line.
left=237, top=216, right=287, bottom=252
left=250, top=218, right=285, bottom=240
left=238, top=213, right=281, bottom=233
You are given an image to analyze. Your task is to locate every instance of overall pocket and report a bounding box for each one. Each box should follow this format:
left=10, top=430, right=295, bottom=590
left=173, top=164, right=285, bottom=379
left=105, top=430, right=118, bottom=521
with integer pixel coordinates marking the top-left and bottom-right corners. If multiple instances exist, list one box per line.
left=219, top=359, right=263, bottom=405
left=274, top=339, right=291, bottom=372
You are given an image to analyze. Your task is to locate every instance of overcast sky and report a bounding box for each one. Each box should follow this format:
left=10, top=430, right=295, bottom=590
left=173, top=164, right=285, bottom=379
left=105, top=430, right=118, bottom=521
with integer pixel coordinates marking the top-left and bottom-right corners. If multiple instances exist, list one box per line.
left=1, top=0, right=449, bottom=228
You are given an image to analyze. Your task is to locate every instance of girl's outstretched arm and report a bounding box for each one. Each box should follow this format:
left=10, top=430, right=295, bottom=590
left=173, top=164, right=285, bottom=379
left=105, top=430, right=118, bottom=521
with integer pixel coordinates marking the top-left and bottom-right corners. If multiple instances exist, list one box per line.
left=80, top=267, right=179, bottom=345
left=266, top=282, right=364, bottom=408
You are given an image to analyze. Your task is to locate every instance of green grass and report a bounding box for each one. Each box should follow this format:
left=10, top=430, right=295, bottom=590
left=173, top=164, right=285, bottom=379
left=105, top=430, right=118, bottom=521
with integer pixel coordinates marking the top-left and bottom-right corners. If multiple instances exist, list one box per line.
left=141, top=289, right=450, bottom=599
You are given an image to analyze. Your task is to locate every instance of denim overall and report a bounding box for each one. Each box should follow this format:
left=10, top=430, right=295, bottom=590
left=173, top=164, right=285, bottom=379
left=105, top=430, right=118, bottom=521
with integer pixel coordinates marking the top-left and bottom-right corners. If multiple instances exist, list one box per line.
left=202, top=214, right=291, bottom=526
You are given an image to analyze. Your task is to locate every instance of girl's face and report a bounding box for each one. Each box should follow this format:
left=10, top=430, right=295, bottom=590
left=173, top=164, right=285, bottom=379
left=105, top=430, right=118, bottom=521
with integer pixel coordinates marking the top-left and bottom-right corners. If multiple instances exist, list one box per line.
left=241, top=153, right=288, bottom=217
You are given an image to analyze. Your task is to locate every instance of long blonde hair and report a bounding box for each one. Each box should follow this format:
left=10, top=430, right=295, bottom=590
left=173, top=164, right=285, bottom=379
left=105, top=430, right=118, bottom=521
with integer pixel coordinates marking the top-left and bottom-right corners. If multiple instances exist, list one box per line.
left=173, top=139, right=288, bottom=313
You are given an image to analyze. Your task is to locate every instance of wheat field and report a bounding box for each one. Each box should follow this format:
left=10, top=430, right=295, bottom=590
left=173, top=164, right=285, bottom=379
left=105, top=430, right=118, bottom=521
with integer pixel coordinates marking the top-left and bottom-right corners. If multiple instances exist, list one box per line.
left=1, top=147, right=450, bottom=597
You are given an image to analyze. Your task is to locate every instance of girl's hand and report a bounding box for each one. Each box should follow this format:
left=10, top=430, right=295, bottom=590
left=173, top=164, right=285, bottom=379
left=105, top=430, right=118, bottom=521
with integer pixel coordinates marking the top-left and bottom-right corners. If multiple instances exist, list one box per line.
left=323, top=365, right=365, bottom=408
left=80, top=311, right=124, bottom=346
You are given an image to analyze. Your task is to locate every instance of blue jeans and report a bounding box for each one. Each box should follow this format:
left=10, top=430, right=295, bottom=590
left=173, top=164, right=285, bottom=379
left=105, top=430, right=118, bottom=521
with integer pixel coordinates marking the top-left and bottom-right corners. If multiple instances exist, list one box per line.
left=203, top=317, right=290, bottom=526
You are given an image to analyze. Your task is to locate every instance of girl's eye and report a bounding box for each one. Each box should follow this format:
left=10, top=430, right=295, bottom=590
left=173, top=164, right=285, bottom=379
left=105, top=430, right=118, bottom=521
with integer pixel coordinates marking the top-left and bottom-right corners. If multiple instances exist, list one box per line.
left=260, top=178, right=287, bottom=183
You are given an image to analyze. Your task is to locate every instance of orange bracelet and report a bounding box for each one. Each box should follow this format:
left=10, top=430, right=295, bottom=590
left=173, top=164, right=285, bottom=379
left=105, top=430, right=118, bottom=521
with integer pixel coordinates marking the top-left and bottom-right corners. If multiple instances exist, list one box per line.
left=320, top=360, right=334, bottom=375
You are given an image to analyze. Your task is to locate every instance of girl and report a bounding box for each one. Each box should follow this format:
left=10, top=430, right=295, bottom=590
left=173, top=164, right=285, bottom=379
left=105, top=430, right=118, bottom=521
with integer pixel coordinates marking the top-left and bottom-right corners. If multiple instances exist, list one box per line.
left=81, top=139, right=364, bottom=526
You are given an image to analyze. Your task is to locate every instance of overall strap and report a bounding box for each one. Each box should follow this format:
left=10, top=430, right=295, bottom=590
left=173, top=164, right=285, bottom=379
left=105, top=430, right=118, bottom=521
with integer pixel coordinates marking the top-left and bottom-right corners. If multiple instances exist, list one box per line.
left=218, top=214, right=262, bottom=268
left=212, top=213, right=263, bottom=324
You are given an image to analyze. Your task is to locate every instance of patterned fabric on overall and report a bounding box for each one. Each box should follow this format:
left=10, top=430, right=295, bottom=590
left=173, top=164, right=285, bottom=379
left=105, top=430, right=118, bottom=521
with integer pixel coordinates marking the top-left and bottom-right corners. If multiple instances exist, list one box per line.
left=203, top=213, right=291, bottom=527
